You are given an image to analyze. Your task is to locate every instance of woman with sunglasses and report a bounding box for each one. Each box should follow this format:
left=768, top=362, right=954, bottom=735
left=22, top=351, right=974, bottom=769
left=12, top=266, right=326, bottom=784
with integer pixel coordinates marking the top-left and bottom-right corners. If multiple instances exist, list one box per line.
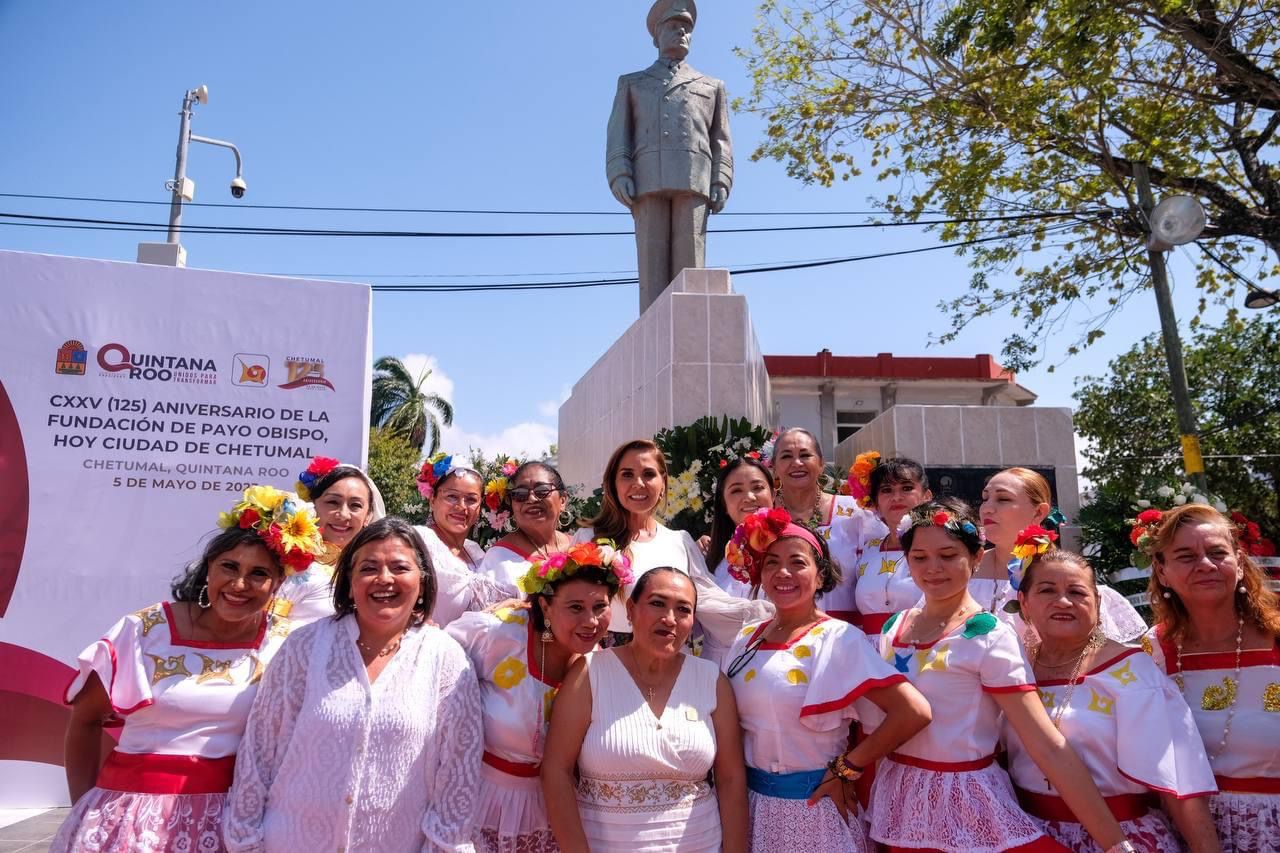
left=723, top=508, right=931, bottom=852
left=480, top=462, right=573, bottom=590
left=414, top=464, right=517, bottom=626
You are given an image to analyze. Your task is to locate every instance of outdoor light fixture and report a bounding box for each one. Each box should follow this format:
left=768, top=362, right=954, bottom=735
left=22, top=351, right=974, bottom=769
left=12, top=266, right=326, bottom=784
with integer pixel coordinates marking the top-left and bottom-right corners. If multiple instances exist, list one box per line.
left=1245, top=286, right=1280, bottom=310
left=1146, top=195, right=1206, bottom=251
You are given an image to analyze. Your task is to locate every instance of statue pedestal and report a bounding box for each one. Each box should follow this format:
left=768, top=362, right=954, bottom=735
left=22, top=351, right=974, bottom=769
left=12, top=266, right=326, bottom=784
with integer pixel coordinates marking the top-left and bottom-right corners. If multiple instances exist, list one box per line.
left=557, top=269, right=772, bottom=489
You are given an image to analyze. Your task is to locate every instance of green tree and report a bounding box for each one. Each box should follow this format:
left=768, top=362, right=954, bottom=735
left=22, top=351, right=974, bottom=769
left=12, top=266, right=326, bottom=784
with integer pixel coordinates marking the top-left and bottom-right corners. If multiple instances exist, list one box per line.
left=1074, top=315, right=1280, bottom=575
left=739, top=0, right=1279, bottom=370
left=370, top=356, right=454, bottom=454
left=366, top=427, right=424, bottom=521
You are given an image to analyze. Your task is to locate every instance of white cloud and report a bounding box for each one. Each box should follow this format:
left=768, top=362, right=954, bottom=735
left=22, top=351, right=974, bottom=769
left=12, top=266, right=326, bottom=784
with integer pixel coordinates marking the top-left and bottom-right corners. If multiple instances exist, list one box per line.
left=442, top=421, right=558, bottom=463
left=398, top=353, right=455, bottom=403
left=536, top=383, right=573, bottom=419
left=393, top=353, right=557, bottom=462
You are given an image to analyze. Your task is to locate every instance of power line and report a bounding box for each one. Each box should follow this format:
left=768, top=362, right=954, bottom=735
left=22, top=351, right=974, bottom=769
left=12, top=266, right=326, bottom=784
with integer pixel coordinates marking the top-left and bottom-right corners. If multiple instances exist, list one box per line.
left=0, top=191, right=1103, bottom=219
left=0, top=208, right=1108, bottom=238
left=366, top=221, right=1083, bottom=292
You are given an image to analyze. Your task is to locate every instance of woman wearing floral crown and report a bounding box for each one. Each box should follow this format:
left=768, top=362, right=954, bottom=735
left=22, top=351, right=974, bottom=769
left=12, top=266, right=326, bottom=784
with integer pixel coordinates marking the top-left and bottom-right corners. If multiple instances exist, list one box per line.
left=480, top=461, right=574, bottom=590
left=53, top=486, right=323, bottom=853
left=1138, top=504, right=1280, bottom=852
left=274, top=456, right=386, bottom=626
left=978, top=467, right=1146, bottom=642
left=572, top=438, right=771, bottom=649
left=867, top=498, right=1135, bottom=852
left=415, top=454, right=517, bottom=626
left=722, top=507, right=932, bottom=852
left=1004, top=529, right=1219, bottom=852
left=446, top=539, right=631, bottom=852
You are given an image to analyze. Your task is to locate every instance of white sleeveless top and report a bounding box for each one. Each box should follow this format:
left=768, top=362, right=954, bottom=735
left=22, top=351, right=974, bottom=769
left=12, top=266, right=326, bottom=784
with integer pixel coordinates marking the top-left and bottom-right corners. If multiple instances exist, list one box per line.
left=578, top=649, right=722, bottom=852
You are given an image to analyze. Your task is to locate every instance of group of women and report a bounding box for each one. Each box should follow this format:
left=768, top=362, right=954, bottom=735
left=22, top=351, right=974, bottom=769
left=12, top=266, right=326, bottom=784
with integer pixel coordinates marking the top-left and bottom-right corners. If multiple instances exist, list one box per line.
left=51, top=428, right=1279, bottom=852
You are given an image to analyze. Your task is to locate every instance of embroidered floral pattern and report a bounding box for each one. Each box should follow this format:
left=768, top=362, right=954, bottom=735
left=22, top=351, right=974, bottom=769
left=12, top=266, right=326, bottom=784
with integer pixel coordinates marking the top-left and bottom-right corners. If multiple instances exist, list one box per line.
left=1264, top=682, right=1280, bottom=713
left=577, top=777, right=710, bottom=813
left=494, top=656, right=528, bottom=690
left=1202, top=676, right=1238, bottom=711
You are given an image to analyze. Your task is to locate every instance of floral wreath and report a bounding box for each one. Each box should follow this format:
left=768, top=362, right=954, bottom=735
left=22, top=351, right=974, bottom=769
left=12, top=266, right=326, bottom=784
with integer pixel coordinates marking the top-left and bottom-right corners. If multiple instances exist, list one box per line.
left=294, top=456, right=342, bottom=501
left=717, top=450, right=764, bottom=470
left=847, top=451, right=882, bottom=508
left=516, top=538, right=633, bottom=597
left=1127, top=508, right=1165, bottom=568
left=907, top=507, right=982, bottom=542
left=217, top=485, right=325, bottom=573
left=1009, top=524, right=1058, bottom=591
left=758, top=430, right=780, bottom=468
left=725, top=507, right=823, bottom=586
left=416, top=452, right=454, bottom=500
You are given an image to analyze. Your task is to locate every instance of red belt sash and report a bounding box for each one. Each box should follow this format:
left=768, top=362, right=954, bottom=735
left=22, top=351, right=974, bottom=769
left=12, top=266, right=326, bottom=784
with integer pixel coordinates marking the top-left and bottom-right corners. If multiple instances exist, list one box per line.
left=825, top=610, right=862, bottom=628
left=887, top=752, right=995, bottom=772
left=860, top=612, right=894, bottom=636
left=1017, top=787, right=1150, bottom=822
left=1215, top=775, right=1280, bottom=795
left=483, top=750, right=540, bottom=778
left=96, top=750, right=235, bottom=795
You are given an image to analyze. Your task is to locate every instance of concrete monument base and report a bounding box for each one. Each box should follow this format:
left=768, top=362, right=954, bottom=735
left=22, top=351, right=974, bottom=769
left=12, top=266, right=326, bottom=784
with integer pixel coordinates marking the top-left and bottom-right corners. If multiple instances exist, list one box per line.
left=557, top=268, right=771, bottom=490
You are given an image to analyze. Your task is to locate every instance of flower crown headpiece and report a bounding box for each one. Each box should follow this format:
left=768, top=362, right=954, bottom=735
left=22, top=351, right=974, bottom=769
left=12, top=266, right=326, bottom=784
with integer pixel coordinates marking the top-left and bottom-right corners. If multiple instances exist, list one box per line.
left=717, top=450, right=764, bottom=469
left=847, top=451, right=882, bottom=508
left=908, top=507, right=982, bottom=542
left=758, top=430, right=780, bottom=468
left=1126, top=504, right=1167, bottom=563
left=517, top=538, right=633, bottom=597
left=725, top=507, right=824, bottom=586
left=218, top=485, right=326, bottom=574
left=416, top=452, right=454, bottom=500
left=1009, top=524, right=1058, bottom=591
left=295, top=456, right=342, bottom=501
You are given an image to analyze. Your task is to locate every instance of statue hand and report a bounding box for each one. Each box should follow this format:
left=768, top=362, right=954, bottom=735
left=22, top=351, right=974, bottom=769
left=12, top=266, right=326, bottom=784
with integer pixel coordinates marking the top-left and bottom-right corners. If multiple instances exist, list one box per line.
left=710, top=184, right=728, bottom=214
left=610, top=176, right=635, bottom=208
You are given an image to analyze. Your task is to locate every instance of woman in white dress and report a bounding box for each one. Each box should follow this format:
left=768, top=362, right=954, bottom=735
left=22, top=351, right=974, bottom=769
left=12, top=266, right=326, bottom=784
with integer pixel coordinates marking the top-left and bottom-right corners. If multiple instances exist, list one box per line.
left=1005, top=537, right=1220, bottom=852
left=722, top=508, right=932, bottom=852
left=978, top=467, right=1146, bottom=641
left=448, top=539, right=631, bottom=852
left=867, top=498, right=1133, bottom=853
left=414, top=463, right=518, bottom=626
left=1140, top=504, right=1280, bottom=852
left=573, top=438, right=771, bottom=651
left=770, top=428, right=863, bottom=581
left=54, top=486, right=322, bottom=853
left=224, top=518, right=483, bottom=852
left=273, top=456, right=385, bottom=626
left=480, top=461, right=574, bottom=590
left=542, top=567, right=749, bottom=852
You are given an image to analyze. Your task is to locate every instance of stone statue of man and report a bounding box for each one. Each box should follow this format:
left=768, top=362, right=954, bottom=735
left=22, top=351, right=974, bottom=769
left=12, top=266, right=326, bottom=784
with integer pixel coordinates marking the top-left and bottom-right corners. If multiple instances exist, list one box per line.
left=606, top=0, right=733, bottom=312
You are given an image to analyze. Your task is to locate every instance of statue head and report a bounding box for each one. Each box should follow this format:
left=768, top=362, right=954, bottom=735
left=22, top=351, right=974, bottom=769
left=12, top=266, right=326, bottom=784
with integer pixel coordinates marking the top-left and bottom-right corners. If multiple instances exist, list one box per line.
left=648, top=0, right=696, bottom=59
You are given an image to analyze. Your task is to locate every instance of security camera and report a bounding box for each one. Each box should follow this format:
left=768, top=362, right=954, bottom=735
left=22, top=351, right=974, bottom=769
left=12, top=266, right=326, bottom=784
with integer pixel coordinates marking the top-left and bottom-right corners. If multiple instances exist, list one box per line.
left=230, top=177, right=247, bottom=199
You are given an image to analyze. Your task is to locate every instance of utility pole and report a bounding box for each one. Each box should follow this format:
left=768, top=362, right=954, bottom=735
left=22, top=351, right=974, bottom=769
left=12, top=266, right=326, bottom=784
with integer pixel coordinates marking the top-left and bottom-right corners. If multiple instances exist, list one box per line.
left=166, top=88, right=198, bottom=245
left=1133, top=163, right=1208, bottom=493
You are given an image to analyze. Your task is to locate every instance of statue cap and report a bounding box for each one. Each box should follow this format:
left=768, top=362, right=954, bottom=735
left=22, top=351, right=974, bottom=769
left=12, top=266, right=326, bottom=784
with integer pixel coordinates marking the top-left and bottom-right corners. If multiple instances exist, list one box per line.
left=647, top=0, right=697, bottom=38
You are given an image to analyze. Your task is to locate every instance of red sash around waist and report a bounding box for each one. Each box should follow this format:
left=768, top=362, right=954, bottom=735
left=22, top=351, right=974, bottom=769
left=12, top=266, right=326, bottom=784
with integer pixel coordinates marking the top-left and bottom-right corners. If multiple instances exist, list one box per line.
left=483, top=750, right=540, bottom=778
left=887, top=752, right=995, bottom=772
left=860, top=612, right=895, bottom=636
left=825, top=610, right=863, bottom=628
left=1017, top=787, right=1150, bottom=822
left=1215, top=775, right=1280, bottom=795
left=96, top=750, right=235, bottom=795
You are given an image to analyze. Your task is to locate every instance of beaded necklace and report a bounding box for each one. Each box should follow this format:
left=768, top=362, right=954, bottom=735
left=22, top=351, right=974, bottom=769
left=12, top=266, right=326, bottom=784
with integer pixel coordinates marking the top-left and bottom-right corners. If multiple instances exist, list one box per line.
left=1174, top=616, right=1244, bottom=761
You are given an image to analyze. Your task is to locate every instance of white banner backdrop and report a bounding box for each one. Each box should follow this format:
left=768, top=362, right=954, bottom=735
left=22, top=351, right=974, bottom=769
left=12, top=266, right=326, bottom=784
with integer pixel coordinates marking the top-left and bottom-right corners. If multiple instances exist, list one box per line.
left=0, top=250, right=372, bottom=807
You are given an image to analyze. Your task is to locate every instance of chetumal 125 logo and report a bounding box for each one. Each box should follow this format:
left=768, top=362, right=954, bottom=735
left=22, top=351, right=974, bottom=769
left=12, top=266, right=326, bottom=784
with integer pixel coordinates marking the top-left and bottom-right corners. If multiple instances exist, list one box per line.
left=278, top=356, right=335, bottom=391
left=232, top=353, right=270, bottom=387
left=56, top=340, right=88, bottom=375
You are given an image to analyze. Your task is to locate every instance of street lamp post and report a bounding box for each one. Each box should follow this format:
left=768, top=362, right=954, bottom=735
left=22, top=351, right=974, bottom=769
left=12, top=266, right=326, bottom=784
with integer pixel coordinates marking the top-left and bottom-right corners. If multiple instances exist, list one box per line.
left=137, top=84, right=246, bottom=267
left=1132, top=163, right=1208, bottom=493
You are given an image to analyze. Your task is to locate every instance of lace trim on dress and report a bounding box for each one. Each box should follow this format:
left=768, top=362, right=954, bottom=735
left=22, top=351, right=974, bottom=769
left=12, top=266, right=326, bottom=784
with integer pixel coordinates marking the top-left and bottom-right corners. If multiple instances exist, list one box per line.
left=577, top=776, right=712, bottom=813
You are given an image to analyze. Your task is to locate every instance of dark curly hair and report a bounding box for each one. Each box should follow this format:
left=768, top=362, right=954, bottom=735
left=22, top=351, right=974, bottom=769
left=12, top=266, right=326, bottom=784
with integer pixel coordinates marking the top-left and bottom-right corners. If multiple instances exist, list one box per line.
left=332, top=518, right=436, bottom=627
left=869, top=456, right=929, bottom=497
left=171, top=527, right=283, bottom=602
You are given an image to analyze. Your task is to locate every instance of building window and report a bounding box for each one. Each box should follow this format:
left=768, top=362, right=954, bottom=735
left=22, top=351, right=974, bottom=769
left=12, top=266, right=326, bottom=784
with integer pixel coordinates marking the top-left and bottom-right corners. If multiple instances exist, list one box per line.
left=836, top=410, right=878, bottom=443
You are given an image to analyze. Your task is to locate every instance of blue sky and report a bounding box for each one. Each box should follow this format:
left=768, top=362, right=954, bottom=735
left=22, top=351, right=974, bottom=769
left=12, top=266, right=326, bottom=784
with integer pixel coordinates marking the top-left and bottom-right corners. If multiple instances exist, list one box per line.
left=0, top=0, right=1232, bottom=461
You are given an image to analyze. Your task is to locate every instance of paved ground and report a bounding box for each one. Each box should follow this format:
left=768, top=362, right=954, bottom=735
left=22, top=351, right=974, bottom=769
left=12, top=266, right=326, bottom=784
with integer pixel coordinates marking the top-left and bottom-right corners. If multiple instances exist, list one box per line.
left=0, top=807, right=68, bottom=852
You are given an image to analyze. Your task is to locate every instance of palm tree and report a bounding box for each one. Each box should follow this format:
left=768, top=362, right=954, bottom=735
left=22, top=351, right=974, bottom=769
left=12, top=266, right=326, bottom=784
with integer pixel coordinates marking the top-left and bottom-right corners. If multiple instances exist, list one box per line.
left=370, top=356, right=455, bottom=455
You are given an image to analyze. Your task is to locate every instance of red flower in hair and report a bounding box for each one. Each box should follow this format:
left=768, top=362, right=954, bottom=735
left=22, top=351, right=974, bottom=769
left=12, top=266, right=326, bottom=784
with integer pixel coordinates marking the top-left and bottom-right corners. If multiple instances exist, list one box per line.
left=1136, top=509, right=1163, bottom=524
left=308, top=457, right=341, bottom=478
left=932, top=510, right=952, bottom=526
left=746, top=451, right=761, bottom=460
left=719, top=459, right=728, bottom=468
left=765, top=507, right=791, bottom=529
left=238, top=508, right=261, bottom=530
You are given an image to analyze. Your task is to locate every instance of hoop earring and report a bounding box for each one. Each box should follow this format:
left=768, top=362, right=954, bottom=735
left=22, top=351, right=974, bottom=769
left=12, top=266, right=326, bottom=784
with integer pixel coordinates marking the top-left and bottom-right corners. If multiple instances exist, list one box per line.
left=198, top=584, right=211, bottom=609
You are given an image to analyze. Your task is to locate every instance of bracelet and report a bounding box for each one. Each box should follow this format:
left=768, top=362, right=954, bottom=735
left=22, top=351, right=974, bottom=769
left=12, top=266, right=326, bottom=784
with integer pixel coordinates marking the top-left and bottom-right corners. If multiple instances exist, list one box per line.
left=1104, top=842, right=1136, bottom=853
left=827, top=753, right=863, bottom=782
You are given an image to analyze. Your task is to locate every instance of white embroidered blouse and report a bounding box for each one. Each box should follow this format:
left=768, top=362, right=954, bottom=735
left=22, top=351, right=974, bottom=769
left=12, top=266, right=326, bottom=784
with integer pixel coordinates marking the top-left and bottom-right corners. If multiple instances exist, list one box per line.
left=223, top=616, right=483, bottom=852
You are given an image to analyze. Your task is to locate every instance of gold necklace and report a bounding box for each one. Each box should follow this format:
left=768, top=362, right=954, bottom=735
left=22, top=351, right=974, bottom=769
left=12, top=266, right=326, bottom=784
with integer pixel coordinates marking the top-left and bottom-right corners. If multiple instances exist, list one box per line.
left=904, top=605, right=975, bottom=647
left=523, top=530, right=563, bottom=559
left=1031, top=633, right=1100, bottom=790
left=357, top=629, right=405, bottom=658
left=1175, top=616, right=1244, bottom=761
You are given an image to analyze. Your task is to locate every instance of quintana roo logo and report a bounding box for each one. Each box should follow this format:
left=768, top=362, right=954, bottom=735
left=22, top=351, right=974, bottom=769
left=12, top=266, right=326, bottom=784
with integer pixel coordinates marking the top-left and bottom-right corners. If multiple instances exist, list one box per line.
left=56, top=339, right=88, bottom=376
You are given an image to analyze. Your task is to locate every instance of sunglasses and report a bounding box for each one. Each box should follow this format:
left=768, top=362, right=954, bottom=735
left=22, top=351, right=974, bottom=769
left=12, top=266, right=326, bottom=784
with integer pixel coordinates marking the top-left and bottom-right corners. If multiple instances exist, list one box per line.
left=510, top=483, right=564, bottom=503
left=725, top=630, right=769, bottom=680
